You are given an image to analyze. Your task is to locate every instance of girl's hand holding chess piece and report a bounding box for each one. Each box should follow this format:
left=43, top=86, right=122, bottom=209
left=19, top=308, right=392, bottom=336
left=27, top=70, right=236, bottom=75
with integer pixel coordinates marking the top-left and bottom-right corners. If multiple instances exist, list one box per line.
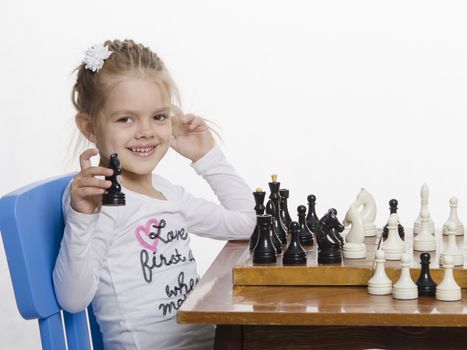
left=70, top=148, right=113, bottom=214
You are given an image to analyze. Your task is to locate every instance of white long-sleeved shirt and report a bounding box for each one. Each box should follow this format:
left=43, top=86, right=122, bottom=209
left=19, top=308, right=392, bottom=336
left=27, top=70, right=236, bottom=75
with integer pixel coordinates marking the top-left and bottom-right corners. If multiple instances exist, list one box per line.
left=53, top=145, right=256, bottom=350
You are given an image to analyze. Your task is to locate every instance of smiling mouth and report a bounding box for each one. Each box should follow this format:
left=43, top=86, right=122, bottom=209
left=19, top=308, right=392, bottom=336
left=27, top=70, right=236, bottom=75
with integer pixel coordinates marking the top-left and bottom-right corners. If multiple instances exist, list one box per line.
left=128, top=146, right=156, bottom=157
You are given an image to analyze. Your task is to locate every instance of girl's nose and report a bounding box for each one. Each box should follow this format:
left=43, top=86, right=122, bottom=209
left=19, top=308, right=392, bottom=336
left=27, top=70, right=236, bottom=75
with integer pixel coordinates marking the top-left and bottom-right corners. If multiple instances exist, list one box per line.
left=135, top=120, right=154, bottom=139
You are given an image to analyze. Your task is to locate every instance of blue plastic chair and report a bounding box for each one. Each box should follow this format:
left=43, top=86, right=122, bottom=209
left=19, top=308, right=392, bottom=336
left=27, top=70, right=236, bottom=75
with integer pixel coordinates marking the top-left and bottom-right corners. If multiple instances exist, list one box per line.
left=0, top=174, right=104, bottom=350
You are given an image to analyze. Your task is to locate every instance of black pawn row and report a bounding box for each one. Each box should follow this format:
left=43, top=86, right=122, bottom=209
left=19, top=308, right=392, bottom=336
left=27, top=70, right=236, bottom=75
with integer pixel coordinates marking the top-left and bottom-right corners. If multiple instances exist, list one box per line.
left=252, top=214, right=307, bottom=265
left=249, top=181, right=317, bottom=254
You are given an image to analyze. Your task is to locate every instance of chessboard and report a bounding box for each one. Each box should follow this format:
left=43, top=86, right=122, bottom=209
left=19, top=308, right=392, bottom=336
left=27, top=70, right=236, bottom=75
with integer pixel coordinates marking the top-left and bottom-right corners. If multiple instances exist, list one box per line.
left=233, top=229, right=467, bottom=287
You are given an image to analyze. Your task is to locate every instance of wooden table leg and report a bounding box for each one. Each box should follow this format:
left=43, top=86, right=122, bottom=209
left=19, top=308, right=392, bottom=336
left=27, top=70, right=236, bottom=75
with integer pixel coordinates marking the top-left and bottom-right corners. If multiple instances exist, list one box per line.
left=214, top=325, right=242, bottom=350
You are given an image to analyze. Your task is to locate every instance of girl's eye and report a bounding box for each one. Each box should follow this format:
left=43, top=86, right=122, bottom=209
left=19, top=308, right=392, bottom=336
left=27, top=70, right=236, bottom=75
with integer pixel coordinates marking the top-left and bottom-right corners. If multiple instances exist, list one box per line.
left=153, top=114, right=168, bottom=122
left=117, top=116, right=133, bottom=124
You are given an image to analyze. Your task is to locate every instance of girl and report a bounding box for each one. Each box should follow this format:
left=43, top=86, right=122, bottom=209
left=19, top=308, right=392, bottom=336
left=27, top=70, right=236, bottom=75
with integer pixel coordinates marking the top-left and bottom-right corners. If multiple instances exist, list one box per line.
left=53, top=39, right=256, bottom=350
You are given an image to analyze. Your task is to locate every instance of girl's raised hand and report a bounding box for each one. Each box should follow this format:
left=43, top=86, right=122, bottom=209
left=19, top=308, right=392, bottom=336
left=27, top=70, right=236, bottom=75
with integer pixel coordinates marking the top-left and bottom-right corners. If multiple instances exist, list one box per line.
left=170, top=106, right=215, bottom=162
left=70, top=148, right=113, bottom=214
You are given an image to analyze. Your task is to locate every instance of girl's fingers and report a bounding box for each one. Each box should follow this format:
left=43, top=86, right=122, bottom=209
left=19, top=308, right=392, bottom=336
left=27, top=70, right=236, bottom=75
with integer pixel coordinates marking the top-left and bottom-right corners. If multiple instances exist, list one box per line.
left=73, top=177, right=112, bottom=190
left=169, top=106, right=207, bottom=135
left=79, top=148, right=99, bottom=170
left=182, top=114, right=197, bottom=123
left=74, top=187, right=106, bottom=198
left=79, top=166, right=113, bottom=178
left=180, top=115, right=206, bottom=131
left=189, top=117, right=206, bottom=130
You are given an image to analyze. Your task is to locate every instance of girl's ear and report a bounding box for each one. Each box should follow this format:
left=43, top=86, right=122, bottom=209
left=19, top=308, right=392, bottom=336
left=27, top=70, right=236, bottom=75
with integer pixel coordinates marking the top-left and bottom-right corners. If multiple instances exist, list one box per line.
left=75, top=113, right=97, bottom=143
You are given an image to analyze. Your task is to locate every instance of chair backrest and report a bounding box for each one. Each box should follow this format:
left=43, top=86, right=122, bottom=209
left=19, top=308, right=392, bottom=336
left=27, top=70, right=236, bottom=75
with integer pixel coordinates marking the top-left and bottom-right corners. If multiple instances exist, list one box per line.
left=0, top=174, right=104, bottom=350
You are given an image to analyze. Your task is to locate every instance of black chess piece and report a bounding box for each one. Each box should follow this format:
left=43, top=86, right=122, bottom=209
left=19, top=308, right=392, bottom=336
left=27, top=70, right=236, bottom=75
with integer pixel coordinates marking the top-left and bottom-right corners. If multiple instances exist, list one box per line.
left=316, top=208, right=344, bottom=264
left=249, top=188, right=266, bottom=251
left=265, top=200, right=283, bottom=254
left=279, top=188, right=292, bottom=229
left=283, top=221, right=307, bottom=265
left=382, top=199, right=405, bottom=240
left=306, top=194, right=319, bottom=233
left=297, top=205, right=313, bottom=246
left=328, top=208, right=344, bottom=248
left=268, top=175, right=288, bottom=244
left=253, top=214, right=277, bottom=264
left=102, top=153, right=126, bottom=206
left=249, top=211, right=265, bottom=252
left=416, top=252, right=437, bottom=296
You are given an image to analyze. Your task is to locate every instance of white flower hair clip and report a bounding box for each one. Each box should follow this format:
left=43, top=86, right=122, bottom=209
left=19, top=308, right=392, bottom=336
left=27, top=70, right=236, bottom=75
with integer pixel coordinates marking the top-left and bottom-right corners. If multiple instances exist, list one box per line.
left=83, top=43, right=112, bottom=72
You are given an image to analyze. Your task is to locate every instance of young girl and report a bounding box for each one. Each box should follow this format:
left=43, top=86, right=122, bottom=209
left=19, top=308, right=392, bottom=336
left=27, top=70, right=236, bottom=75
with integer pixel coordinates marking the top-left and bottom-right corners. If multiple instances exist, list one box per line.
left=53, top=39, right=256, bottom=350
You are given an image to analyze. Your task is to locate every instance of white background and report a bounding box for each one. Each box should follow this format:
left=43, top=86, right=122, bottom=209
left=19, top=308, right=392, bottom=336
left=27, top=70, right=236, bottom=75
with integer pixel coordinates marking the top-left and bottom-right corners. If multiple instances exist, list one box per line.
left=1, top=0, right=467, bottom=348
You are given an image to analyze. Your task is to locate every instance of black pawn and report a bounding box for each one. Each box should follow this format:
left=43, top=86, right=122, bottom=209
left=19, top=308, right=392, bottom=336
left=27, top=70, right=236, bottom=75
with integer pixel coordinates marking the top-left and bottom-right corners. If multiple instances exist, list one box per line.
left=249, top=189, right=266, bottom=251
left=383, top=199, right=405, bottom=239
left=297, top=205, right=313, bottom=246
left=306, top=194, right=319, bottom=233
left=268, top=178, right=288, bottom=244
left=265, top=200, right=283, bottom=254
left=279, top=188, right=292, bottom=229
left=416, top=252, right=437, bottom=296
left=102, top=153, right=126, bottom=206
left=283, top=221, right=307, bottom=265
left=253, top=214, right=277, bottom=264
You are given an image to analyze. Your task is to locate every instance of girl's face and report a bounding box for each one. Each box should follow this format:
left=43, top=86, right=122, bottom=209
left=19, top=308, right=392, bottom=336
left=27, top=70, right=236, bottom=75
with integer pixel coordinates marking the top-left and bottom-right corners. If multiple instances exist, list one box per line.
left=93, top=76, right=172, bottom=180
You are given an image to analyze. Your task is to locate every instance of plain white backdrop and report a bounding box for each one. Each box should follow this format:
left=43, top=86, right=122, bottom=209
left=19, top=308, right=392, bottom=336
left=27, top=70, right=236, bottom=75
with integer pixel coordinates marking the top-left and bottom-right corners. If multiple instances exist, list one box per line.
left=1, top=0, right=467, bottom=348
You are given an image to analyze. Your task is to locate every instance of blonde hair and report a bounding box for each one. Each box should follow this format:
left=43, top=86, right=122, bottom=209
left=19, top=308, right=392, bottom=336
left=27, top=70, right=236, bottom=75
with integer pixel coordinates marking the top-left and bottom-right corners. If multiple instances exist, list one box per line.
left=72, top=39, right=179, bottom=117
left=70, top=39, right=181, bottom=155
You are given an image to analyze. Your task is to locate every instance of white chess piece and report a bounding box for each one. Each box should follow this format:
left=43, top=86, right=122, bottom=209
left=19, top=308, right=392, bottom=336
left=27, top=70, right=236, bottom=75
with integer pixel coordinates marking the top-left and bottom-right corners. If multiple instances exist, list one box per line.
left=392, top=254, right=418, bottom=300
left=342, top=204, right=367, bottom=259
left=382, top=213, right=405, bottom=260
left=441, top=223, right=463, bottom=266
left=442, top=197, right=464, bottom=236
left=368, top=249, right=392, bottom=295
left=353, top=188, right=377, bottom=237
left=413, top=208, right=436, bottom=252
left=436, top=255, right=461, bottom=301
left=413, top=183, right=435, bottom=235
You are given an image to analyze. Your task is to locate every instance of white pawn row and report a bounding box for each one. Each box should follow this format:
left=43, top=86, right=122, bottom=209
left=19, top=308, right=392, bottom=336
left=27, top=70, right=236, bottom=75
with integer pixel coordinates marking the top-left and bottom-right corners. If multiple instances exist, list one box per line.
left=367, top=250, right=462, bottom=301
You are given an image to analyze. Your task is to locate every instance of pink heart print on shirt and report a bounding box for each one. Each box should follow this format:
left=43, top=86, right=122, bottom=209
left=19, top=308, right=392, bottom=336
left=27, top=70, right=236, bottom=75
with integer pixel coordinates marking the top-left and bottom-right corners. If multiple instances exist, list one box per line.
left=135, top=218, right=160, bottom=252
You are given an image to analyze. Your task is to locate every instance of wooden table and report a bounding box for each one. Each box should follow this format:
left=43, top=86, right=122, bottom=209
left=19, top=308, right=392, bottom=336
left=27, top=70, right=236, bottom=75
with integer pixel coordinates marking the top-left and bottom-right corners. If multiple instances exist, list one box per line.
left=178, top=241, right=467, bottom=349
